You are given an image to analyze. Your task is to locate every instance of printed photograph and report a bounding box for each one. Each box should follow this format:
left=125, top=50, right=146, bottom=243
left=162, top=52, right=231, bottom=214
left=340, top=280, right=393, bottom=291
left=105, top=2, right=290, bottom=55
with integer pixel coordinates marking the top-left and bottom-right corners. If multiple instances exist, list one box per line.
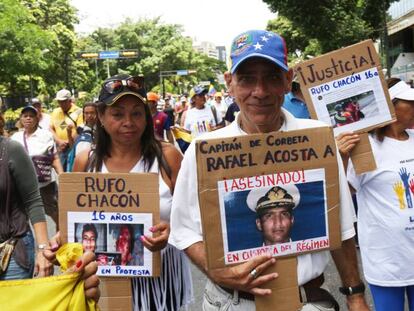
left=220, top=181, right=327, bottom=253
left=107, top=224, right=144, bottom=266
left=95, top=252, right=122, bottom=266
left=74, top=223, right=107, bottom=253
left=326, top=90, right=378, bottom=128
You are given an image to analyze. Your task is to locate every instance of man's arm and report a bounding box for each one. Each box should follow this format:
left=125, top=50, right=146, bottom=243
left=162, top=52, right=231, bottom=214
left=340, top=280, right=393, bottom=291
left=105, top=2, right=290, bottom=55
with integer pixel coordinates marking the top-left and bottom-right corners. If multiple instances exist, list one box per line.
left=331, top=238, right=369, bottom=311
left=185, top=241, right=278, bottom=296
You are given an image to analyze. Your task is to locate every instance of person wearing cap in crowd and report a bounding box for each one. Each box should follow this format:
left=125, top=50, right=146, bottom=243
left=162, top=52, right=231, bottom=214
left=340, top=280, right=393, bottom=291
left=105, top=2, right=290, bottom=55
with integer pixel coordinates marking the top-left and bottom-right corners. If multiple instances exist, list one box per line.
left=169, top=29, right=369, bottom=311
left=73, top=74, right=193, bottom=311
left=31, top=98, right=51, bottom=130
left=251, top=186, right=297, bottom=245
left=282, top=76, right=310, bottom=119
left=163, top=95, right=175, bottom=127
left=11, top=105, right=63, bottom=227
left=175, top=96, right=188, bottom=126
left=148, top=91, right=174, bottom=144
left=213, top=92, right=228, bottom=122
left=183, top=85, right=224, bottom=138
left=337, top=77, right=414, bottom=311
left=50, top=89, right=83, bottom=171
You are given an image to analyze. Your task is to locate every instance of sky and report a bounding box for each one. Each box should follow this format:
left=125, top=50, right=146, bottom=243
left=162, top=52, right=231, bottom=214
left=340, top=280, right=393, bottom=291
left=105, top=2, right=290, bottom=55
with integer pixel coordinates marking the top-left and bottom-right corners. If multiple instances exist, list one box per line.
left=70, top=0, right=275, bottom=47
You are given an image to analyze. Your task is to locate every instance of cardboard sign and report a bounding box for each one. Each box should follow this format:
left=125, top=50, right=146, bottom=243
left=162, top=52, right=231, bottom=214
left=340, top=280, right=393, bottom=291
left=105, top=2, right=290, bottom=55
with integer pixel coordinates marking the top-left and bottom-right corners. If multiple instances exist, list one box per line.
left=295, top=40, right=395, bottom=136
left=295, top=40, right=386, bottom=174
left=255, top=259, right=302, bottom=311
left=59, top=173, right=161, bottom=277
left=195, top=126, right=341, bottom=270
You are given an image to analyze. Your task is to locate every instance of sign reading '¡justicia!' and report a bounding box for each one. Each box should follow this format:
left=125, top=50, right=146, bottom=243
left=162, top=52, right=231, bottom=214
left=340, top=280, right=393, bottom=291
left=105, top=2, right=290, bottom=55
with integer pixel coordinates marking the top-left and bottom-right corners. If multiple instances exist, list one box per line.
left=296, top=40, right=377, bottom=86
left=198, top=133, right=336, bottom=172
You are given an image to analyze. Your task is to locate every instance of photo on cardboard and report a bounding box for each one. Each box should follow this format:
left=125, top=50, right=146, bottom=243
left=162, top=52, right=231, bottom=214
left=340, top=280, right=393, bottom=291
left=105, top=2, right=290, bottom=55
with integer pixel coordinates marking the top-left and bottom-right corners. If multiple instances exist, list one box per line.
left=308, top=68, right=393, bottom=136
left=107, top=223, right=144, bottom=266
left=325, top=90, right=378, bottom=128
left=74, top=222, right=107, bottom=253
left=67, top=211, right=153, bottom=276
left=217, top=169, right=329, bottom=265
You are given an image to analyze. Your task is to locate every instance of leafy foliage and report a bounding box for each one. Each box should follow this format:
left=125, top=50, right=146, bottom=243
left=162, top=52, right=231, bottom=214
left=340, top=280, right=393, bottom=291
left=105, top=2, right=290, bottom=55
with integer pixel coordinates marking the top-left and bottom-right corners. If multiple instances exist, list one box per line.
left=0, top=4, right=226, bottom=104
left=264, top=0, right=396, bottom=55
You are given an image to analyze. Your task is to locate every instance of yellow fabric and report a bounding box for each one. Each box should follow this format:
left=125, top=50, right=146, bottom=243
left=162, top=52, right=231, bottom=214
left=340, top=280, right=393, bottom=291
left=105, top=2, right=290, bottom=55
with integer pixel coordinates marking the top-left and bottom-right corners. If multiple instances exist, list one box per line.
left=0, top=243, right=98, bottom=311
left=56, top=243, right=84, bottom=272
left=171, top=127, right=192, bottom=143
left=50, top=104, right=83, bottom=140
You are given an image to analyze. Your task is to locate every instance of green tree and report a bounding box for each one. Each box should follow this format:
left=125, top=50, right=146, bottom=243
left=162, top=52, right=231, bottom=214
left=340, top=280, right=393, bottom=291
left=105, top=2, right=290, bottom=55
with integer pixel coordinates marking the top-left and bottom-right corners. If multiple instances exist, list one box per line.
left=0, top=0, right=53, bottom=97
left=263, top=0, right=396, bottom=53
left=78, top=18, right=226, bottom=96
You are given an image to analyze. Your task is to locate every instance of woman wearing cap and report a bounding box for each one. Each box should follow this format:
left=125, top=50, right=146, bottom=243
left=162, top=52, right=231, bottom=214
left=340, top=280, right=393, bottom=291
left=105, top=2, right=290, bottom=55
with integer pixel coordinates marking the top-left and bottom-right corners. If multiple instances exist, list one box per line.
left=0, top=110, right=53, bottom=279
left=11, top=106, right=63, bottom=228
left=73, top=74, right=192, bottom=311
left=337, top=78, right=414, bottom=311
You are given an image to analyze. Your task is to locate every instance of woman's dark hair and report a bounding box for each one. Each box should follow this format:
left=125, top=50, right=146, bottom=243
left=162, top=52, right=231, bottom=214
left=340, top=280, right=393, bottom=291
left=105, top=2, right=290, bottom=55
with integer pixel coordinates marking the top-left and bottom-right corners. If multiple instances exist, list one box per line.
left=83, top=102, right=97, bottom=115
left=82, top=223, right=98, bottom=240
left=370, top=77, right=401, bottom=142
left=90, top=96, right=171, bottom=177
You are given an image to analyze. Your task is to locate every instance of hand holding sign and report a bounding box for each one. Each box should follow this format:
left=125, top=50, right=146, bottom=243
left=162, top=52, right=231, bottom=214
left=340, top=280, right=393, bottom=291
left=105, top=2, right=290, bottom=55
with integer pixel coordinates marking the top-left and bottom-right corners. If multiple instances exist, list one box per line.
left=336, top=132, right=361, bottom=158
left=141, top=221, right=170, bottom=252
left=208, top=254, right=278, bottom=296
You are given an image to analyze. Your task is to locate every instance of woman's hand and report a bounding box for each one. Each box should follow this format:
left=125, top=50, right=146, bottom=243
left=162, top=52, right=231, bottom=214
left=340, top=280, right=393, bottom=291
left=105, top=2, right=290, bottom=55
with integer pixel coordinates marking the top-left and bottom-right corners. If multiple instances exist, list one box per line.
left=140, top=222, right=170, bottom=252
left=43, top=232, right=101, bottom=302
left=34, top=250, right=54, bottom=277
left=336, top=132, right=360, bottom=159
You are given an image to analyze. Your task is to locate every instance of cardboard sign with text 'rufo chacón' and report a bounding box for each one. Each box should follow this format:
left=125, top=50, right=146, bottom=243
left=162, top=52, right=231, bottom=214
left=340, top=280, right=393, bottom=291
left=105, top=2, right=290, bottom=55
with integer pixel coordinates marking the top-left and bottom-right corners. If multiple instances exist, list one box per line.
left=59, top=173, right=161, bottom=310
left=196, top=126, right=341, bottom=311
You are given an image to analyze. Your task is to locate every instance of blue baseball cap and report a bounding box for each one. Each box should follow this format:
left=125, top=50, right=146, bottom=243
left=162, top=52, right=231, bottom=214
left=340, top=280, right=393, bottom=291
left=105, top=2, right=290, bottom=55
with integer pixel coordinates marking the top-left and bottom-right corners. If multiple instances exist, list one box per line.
left=229, top=30, right=288, bottom=74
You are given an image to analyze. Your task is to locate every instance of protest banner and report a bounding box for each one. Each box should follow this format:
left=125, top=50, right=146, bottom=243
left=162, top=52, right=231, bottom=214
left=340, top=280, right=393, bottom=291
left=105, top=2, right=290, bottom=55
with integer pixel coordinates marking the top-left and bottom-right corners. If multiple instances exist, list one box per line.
left=294, top=40, right=396, bottom=173
left=59, top=173, right=161, bottom=278
left=196, top=127, right=341, bottom=309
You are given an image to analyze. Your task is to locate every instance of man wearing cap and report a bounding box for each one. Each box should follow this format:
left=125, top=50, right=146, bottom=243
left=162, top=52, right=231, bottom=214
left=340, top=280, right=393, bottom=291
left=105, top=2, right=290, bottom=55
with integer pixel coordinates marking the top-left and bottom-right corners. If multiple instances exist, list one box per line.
left=31, top=98, right=51, bottom=130
left=170, top=30, right=369, bottom=310
left=148, top=92, right=174, bottom=144
left=50, top=89, right=83, bottom=171
left=254, top=186, right=296, bottom=245
left=183, top=85, right=223, bottom=138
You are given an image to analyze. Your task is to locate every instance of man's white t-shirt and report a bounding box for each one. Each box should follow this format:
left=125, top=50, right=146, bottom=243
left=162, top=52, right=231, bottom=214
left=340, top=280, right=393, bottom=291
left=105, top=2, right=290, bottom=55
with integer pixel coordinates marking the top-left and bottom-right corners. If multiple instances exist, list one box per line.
left=170, top=108, right=356, bottom=286
left=38, top=113, right=51, bottom=131
left=184, top=106, right=223, bottom=138
left=348, top=130, right=414, bottom=286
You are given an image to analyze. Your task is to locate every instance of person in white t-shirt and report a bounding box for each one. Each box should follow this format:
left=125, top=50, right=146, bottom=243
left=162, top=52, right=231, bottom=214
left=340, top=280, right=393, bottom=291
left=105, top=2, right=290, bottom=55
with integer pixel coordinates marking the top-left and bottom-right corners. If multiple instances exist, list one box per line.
left=184, top=85, right=223, bottom=138
left=11, top=105, right=63, bottom=227
left=212, top=92, right=228, bottom=120
left=338, top=78, right=414, bottom=311
left=169, top=29, right=369, bottom=311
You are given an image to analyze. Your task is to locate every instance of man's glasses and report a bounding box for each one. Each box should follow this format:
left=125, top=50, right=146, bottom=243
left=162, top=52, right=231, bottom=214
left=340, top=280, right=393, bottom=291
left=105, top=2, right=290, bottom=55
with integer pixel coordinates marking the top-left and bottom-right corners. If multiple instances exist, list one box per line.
left=103, top=76, right=145, bottom=95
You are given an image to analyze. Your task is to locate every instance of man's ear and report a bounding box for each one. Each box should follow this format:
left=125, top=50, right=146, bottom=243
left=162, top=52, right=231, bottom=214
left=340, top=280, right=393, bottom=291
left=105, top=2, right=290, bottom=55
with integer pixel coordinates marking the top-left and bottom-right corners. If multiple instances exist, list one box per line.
left=255, top=218, right=262, bottom=232
left=285, top=68, right=294, bottom=94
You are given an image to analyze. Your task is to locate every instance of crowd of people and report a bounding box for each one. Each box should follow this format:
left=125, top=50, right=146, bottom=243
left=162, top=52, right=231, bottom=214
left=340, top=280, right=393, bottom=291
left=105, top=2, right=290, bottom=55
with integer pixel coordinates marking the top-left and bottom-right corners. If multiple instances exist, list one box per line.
left=0, top=28, right=413, bottom=311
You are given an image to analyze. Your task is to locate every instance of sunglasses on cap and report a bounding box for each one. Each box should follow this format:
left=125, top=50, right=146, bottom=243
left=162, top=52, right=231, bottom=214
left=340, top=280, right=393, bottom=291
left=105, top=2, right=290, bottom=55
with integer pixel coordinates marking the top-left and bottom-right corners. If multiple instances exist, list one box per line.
left=103, top=76, right=144, bottom=95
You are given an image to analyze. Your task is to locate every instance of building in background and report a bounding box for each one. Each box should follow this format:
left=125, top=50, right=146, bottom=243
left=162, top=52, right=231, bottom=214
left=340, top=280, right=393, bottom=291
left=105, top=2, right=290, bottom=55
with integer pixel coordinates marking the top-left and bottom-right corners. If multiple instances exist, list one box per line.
left=193, top=42, right=227, bottom=62
left=388, top=0, right=414, bottom=83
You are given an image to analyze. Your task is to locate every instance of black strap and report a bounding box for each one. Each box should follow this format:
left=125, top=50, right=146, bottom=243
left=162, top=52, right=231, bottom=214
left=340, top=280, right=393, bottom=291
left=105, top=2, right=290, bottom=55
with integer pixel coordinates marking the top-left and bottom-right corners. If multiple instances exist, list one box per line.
left=64, top=111, right=78, bottom=128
